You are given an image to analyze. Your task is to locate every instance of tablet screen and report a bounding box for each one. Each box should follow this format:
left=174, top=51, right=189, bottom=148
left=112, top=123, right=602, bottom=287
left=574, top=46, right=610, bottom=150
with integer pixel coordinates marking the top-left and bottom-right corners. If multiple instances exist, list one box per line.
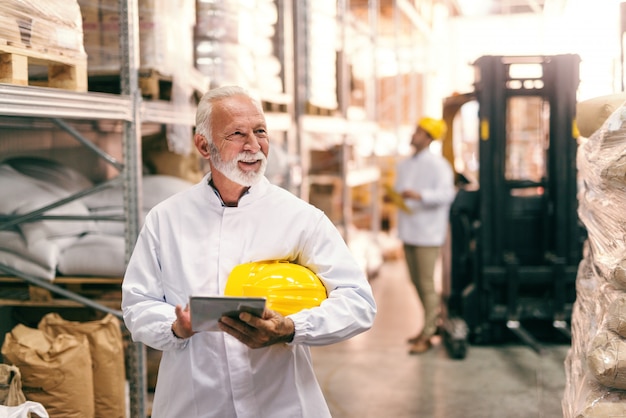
left=189, top=296, right=266, bottom=332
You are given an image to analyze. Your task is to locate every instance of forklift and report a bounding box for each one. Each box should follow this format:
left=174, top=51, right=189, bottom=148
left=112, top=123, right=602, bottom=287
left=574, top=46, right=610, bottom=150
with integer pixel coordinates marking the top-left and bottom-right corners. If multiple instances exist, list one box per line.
left=439, top=55, right=586, bottom=359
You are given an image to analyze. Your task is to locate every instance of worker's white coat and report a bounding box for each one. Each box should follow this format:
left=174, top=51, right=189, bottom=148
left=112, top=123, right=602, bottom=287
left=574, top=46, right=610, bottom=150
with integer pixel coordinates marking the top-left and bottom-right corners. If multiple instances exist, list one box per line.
left=122, top=174, right=377, bottom=418
left=395, top=149, right=456, bottom=246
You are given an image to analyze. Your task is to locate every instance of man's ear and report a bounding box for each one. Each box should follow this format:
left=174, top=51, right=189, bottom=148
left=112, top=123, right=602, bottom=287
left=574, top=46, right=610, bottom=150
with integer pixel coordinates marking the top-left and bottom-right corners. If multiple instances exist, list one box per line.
left=194, top=134, right=210, bottom=158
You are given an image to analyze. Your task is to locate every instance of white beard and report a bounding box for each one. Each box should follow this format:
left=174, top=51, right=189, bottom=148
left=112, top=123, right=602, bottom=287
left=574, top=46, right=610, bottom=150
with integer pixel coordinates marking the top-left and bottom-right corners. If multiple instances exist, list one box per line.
left=209, top=142, right=267, bottom=187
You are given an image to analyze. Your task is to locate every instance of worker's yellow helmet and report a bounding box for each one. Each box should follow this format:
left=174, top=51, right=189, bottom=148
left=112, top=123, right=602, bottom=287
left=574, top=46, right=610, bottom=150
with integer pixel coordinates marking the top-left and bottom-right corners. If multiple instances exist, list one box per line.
left=418, top=117, right=447, bottom=140
left=224, top=260, right=327, bottom=316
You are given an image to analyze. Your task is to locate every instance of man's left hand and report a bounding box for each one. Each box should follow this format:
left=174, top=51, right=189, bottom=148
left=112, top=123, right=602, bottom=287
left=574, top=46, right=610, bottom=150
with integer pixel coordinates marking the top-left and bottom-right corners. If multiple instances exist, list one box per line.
left=218, top=308, right=295, bottom=348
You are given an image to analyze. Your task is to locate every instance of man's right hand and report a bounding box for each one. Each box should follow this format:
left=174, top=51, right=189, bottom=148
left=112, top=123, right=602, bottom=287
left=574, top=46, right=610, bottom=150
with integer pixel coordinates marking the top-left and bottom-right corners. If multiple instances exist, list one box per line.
left=172, top=304, right=196, bottom=339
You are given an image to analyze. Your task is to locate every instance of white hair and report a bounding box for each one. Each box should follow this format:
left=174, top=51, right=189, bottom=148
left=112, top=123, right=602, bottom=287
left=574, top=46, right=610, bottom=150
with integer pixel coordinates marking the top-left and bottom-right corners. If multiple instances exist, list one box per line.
left=195, top=85, right=263, bottom=143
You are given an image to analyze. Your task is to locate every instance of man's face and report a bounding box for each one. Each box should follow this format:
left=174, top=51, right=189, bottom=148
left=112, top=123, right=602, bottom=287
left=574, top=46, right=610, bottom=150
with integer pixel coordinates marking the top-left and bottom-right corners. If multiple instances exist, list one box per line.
left=410, top=126, right=432, bottom=151
left=208, top=95, right=269, bottom=186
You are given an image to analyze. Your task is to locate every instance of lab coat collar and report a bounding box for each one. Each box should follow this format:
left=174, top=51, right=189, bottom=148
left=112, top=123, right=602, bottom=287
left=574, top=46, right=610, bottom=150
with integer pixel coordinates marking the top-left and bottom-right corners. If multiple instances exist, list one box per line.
left=203, top=172, right=270, bottom=208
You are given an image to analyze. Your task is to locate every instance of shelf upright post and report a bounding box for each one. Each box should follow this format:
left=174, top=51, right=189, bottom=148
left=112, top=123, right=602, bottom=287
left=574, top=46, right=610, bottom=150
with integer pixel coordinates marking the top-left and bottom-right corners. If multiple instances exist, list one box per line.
left=393, top=0, right=402, bottom=152
left=368, top=0, right=381, bottom=237
left=368, top=0, right=379, bottom=123
left=337, top=0, right=351, bottom=242
left=118, top=0, right=146, bottom=416
left=293, top=0, right=309, bottom=201
left=276, top=0, right=299, bottom=196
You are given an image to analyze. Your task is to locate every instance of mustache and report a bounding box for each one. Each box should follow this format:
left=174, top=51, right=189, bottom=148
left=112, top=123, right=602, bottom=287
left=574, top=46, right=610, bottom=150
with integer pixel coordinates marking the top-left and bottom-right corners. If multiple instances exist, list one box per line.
left=237, top=152, right=265, bottom=163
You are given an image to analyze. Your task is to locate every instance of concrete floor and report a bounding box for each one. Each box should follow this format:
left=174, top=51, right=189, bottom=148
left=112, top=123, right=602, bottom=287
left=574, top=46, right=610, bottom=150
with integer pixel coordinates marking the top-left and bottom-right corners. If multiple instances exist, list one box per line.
left=311, top=258, right=569, bottom=418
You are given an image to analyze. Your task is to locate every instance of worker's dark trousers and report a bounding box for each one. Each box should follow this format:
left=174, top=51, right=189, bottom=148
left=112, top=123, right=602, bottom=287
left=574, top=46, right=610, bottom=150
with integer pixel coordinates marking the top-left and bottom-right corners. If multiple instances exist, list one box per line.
left=403, top=244, right=441, bottom=340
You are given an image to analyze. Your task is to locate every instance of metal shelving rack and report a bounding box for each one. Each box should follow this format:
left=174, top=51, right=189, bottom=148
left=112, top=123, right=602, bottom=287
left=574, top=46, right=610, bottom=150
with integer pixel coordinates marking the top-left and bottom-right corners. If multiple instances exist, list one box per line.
left=292, top=0, right=382, bottom=244
left=0, top=0, right=201, bottom=415
left=0, top=82, right=146, bottom=417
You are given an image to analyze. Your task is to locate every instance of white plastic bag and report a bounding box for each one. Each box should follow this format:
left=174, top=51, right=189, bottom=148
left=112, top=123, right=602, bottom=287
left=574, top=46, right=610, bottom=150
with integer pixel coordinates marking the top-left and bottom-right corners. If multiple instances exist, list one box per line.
left=0, top=401, right=49, bottom=418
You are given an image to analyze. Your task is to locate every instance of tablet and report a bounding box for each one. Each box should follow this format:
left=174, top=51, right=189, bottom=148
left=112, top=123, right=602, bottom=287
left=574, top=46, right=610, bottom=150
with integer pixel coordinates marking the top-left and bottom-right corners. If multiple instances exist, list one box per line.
left=189, top=296, right=266, bottom=332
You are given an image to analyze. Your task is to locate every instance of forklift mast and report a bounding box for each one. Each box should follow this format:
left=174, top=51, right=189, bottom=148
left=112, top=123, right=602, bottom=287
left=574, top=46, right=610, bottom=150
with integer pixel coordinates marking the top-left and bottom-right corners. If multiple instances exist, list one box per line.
left=476, top=54, right=581, bottom=268
left=442, top=55, right=585, bottom=358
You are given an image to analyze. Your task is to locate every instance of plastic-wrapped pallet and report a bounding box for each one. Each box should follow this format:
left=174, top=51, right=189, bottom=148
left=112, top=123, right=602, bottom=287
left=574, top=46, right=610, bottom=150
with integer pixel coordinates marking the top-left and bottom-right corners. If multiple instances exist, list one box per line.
left=563, top=94, right=626, bottom=417
left=0, top=0, right=85, bottom=59
left=195, top=0, right=284, bottom=96
left=78, top=0, right=195, bottom=75
left=305, top=0, right=338, bottom=110
left=0, top=0, right=87, bottom=90
left=77, top=0, right=209, bottom=154
left=195, top=1, right=253, bottom=88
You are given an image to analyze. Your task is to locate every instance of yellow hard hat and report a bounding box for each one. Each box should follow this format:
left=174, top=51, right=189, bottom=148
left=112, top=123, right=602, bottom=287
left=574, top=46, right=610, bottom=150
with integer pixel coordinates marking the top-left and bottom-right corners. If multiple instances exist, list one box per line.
left=418, top=117, right=447, bottom=140
left=224, top=260, right=327, bottom=316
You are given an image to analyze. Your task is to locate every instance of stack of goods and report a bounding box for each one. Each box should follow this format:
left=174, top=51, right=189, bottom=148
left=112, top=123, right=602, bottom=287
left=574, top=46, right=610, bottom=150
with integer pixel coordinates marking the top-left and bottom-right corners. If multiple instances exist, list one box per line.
left=1, top=313, right=126, bottom=418
left=78, top=0, right=208, bottom=154
left=563, top=94, right=626, bottom=417
left=0, top=0, right=85, bottom=59
left=78, top=0, right=196, bottom=77
left=304, top=0, right=337, bottom=111
left=0, top=0, right=87, bottom=90
left=0, top=156, right=193, bottom=280
left=195, top=0, right=284, bottom=97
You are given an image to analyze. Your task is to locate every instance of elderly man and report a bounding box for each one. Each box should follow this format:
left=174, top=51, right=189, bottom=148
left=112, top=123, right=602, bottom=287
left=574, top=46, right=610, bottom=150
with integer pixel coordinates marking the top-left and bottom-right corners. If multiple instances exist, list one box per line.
left=122, top=85, right=377, bottom=418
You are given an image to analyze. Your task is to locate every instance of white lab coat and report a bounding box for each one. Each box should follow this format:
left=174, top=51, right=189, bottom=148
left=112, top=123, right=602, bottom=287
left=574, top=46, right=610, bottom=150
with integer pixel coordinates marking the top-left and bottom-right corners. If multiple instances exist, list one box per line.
left=122, top=174, right=377, bottom=418
left=395, top=149, right=456, bottom=246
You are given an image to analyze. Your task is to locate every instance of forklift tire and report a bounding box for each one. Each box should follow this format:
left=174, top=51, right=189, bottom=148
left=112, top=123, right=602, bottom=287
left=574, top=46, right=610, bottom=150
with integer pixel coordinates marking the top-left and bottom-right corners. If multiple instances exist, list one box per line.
left=446, top=339, right=468, bottom=360
left=442, top=316, right=469, bottom=360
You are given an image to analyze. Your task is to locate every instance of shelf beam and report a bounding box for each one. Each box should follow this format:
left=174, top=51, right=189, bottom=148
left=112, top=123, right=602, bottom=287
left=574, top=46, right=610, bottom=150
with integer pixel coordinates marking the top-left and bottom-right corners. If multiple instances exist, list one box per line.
left=0, top=83, right=132, bottom=121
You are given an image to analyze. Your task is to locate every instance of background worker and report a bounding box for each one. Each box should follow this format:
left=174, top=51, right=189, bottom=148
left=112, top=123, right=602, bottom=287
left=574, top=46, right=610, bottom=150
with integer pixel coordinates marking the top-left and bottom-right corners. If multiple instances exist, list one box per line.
left=121, top=85, right=377, bottom=417
left=394, top=117, right=456, bottom=355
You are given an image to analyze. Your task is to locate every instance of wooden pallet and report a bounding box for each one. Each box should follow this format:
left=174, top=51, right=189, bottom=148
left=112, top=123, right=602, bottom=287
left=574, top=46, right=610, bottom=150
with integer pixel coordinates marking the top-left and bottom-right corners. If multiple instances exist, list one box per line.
left=0, top=276, right=122, bottom=309
left=138, top=69, right=173, bottom=100
left=0, top=42, right=87, bottom=92
left=262, top=100, right=289, bottom=113
left=305, top=101, right=337, bottom=116
left=88, top=69, right=174, bottom=101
